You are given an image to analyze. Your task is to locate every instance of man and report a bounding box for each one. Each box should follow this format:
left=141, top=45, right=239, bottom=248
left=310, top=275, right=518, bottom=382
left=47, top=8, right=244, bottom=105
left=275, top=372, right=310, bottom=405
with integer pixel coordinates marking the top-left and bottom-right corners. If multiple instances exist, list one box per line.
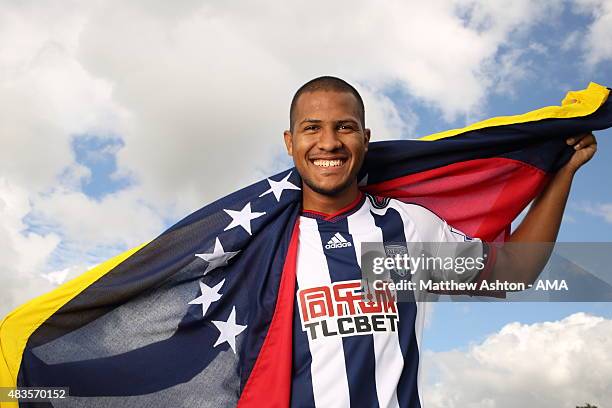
left=282, top=76, right=597, bottom=407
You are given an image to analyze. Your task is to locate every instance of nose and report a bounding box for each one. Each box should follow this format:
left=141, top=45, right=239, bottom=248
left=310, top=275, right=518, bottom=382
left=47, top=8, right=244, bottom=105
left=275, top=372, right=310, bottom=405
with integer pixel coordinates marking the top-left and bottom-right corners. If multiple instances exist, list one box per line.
left=317, top=126, right=343, bottom=151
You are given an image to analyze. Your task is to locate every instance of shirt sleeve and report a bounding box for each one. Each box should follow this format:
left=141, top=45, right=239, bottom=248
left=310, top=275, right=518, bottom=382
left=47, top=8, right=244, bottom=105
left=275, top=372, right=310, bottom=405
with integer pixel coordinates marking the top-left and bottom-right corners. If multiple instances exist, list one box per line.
left=433, top=221, right=504, bottom=297
left=396, top=202, right=502, bottom=297
left=429, top=221, right=488, bottom=284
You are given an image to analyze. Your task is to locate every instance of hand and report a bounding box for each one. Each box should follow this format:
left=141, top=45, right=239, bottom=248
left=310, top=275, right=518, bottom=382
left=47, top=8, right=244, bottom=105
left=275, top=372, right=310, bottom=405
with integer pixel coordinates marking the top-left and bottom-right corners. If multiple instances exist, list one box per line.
left=564, top=133, right=597, bottom=173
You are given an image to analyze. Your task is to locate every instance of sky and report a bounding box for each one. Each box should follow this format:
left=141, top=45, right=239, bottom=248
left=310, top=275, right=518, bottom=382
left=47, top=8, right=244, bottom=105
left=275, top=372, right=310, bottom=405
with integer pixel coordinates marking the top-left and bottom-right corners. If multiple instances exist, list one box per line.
left=1, top=0, right=611, bottom=406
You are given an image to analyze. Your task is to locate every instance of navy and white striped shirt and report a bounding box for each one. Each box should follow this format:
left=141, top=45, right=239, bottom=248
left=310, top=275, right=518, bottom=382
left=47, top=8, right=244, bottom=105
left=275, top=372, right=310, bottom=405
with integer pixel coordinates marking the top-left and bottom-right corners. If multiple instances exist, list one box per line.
left=290, top=193, right=490, bottom=407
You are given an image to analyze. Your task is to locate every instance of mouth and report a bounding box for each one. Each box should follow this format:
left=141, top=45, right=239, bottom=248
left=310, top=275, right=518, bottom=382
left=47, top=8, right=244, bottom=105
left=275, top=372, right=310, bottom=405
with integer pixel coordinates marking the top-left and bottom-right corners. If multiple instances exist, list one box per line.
left=310, top=158, right=348, bottom=168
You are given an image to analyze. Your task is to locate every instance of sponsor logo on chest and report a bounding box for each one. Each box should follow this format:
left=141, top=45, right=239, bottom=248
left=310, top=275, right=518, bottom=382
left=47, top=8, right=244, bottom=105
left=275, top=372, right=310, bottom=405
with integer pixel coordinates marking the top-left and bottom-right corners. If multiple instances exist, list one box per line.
left=297, top=279, right=399, bottom=341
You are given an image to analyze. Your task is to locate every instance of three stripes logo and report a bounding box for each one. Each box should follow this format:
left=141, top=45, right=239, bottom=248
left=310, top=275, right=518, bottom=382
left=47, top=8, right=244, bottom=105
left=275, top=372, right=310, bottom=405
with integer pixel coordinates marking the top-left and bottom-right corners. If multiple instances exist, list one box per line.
left=325, top=232, right=352, bottom=249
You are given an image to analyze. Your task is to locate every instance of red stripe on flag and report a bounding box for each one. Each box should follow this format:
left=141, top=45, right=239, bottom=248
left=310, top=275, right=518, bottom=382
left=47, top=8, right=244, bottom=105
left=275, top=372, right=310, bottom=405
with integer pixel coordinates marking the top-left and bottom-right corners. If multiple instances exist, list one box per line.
left=364, top=157, right=550, bottom=242
left=237, top=218, right=300, bottom=407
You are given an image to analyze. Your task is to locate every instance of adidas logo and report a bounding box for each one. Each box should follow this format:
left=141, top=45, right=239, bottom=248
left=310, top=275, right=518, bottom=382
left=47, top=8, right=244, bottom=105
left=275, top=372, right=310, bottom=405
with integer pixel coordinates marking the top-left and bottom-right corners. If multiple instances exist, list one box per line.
left=325, top=233, right=352, bottom=249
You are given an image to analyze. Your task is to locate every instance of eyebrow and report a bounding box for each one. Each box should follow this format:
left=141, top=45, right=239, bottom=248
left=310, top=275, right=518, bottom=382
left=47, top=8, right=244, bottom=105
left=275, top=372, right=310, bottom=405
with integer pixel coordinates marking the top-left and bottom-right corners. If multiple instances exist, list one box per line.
left=299, top=118, right=359, bottom=125
left=300, top=118, right=322, bottom=125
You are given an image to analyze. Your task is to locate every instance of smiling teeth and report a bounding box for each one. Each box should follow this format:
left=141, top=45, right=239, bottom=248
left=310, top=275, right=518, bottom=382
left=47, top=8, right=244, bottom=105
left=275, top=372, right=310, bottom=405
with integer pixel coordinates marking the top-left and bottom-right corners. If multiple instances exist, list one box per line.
left=313, top=159, right=344, bottom=167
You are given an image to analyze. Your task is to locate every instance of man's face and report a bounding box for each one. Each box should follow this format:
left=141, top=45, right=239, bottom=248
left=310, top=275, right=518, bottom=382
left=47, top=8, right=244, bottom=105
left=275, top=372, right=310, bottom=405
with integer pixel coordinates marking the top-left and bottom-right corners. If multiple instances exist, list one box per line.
left=284, top=90, right=370, bottom=197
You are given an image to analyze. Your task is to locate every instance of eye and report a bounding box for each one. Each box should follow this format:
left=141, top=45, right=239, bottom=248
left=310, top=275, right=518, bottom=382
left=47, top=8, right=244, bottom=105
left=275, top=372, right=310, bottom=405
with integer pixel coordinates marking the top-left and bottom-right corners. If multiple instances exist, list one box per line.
left=304, top=125, right=319, bottom=131
left=338, top=124, right=355, bottom=131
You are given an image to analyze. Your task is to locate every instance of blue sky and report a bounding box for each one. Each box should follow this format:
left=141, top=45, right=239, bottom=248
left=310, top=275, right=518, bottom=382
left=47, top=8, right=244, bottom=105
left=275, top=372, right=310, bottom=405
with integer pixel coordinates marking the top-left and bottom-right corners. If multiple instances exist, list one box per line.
left=71, top=135, right=131, bottom=199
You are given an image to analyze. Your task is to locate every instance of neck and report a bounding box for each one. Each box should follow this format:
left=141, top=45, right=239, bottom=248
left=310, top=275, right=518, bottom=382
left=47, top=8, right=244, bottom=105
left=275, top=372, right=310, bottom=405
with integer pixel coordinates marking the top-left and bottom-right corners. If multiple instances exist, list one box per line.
left=302, top=181, right=361, bottom=215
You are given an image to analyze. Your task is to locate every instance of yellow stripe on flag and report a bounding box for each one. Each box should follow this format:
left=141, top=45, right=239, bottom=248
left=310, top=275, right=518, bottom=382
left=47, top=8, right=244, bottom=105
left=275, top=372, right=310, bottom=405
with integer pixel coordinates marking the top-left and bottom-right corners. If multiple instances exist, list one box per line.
left=419, top=82, right=609, bottom=141
left=0, top=243, right=148, bottom=407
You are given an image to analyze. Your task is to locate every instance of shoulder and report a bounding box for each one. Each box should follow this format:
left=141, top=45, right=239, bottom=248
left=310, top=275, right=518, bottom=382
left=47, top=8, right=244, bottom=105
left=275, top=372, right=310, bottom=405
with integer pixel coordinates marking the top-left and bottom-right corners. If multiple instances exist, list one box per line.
left=365, top=194, right=454, bottom=240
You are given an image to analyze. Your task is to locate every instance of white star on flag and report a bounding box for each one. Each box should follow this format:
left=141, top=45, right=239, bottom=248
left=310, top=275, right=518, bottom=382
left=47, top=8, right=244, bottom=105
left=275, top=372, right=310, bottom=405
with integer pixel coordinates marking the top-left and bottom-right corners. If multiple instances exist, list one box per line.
left=212, top=306, right=247, bottom=353
left=223, top=202, right=265, bottom=235
left=188, top=279, right=224, bottom=317
left=259, top=171, right=301, bottom=202
left=195, top=238, right=240, bottom=274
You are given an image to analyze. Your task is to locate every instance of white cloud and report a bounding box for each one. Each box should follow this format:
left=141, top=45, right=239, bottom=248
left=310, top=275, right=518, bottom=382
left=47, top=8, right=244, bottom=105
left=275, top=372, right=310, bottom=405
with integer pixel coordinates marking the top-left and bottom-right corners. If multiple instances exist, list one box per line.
left=41, top=268, right=71, bottom=286
left=31, top=188, right=165, bottom=249
left=561, top=30, right=581, bottom=52
left=575, top=201, right=612, bottom=223
left=528, top=42, right=548, bottom=55
left=69, top=0, right=568, bottom=211
left=422, top=313, right=612, bottom=407
left=0, top=0, right=598, bottom=314
left=573, top=0, right=612, bottom=66
left=0, top=3, right=123, bottom=192
left=0, top=179, right=59, bottom=316
left=41, top=262, right=96, bottom=287
left=487, top=49, right=532, bottom=98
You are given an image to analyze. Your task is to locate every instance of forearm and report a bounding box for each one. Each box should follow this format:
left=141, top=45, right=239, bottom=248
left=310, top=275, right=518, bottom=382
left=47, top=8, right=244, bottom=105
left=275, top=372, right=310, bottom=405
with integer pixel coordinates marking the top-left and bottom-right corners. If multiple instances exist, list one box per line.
left=509, top=166, right=574, bottom=243
left=491, top=166, right=575, bottom=284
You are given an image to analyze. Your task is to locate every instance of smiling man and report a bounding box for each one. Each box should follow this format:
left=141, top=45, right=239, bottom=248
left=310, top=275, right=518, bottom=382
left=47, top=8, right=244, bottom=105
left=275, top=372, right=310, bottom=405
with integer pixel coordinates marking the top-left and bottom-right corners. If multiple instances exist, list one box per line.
left=285, top=84, right=370, bottom=212
left=282, top=76, right=597, bottom=407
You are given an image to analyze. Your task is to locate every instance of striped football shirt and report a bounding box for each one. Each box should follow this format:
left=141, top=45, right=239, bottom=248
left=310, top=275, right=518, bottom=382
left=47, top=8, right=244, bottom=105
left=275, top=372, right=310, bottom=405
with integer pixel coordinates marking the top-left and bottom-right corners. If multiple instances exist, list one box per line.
left=290, top=193, right=493, bottom=407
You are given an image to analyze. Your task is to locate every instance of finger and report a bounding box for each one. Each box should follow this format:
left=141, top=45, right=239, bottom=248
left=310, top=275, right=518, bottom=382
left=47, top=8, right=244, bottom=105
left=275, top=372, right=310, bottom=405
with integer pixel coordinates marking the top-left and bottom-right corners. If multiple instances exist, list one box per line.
left=566, top=133, right=590, bottom=145
left=574, top=133, right=596, bottom=150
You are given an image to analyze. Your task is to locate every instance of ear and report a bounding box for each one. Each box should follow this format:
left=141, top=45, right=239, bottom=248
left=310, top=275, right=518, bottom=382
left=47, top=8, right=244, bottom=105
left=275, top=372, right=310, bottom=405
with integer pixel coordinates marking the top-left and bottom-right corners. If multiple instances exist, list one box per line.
left=283, top=130, right=293, bottom=156
left=364, top=128, right=371, bottom=152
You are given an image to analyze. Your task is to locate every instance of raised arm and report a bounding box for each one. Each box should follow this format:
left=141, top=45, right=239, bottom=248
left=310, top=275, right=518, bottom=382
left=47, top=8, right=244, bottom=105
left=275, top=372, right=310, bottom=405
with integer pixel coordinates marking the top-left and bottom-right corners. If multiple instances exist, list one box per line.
left=491, top=133, right=598, bottom=284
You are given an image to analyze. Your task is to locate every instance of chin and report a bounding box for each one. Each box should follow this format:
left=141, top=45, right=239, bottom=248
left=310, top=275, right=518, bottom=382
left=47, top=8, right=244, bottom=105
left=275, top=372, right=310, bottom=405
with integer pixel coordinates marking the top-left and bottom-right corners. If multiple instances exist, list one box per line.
left=305, top=177, right=354, bottom=197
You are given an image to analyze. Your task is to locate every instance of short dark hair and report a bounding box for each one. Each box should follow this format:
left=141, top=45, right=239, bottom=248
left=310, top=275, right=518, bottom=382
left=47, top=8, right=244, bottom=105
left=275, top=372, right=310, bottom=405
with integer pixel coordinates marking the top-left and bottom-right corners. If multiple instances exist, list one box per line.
left=289, top=76, right=365, bottom=132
